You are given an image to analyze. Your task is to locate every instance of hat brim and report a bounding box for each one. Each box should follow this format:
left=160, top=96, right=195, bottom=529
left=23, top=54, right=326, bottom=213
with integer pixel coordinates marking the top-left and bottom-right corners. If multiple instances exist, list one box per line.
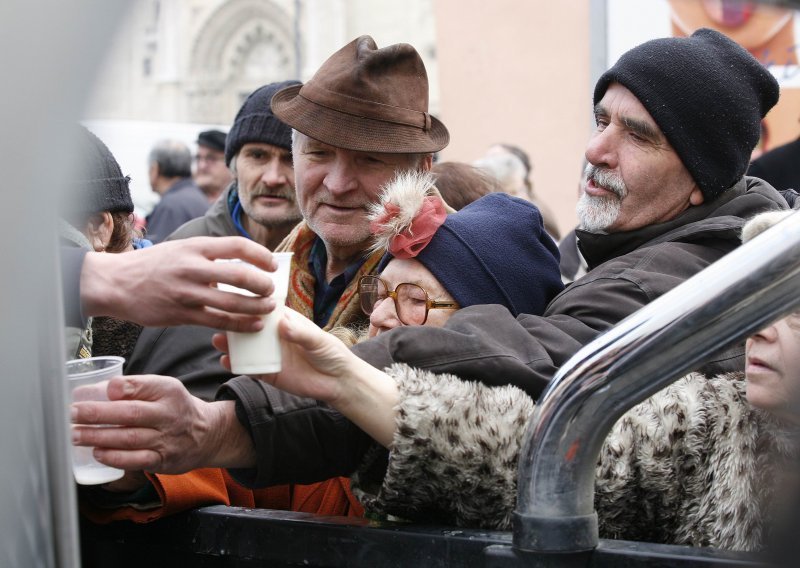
left=271, top=84, right=449, bottom=154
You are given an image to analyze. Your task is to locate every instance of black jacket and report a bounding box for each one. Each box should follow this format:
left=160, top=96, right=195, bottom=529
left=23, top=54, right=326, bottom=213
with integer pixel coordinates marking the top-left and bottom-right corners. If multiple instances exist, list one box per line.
left=145, top=178, right=209, bottom=243
left=748, top=138, right=800, bottom=193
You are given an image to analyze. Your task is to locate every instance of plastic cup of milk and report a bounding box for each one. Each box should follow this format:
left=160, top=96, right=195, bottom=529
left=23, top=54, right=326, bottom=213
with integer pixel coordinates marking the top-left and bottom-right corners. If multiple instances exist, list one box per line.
left=66, top=356, right=126, bottom=485
left=216, top=252, right=293, bottom=375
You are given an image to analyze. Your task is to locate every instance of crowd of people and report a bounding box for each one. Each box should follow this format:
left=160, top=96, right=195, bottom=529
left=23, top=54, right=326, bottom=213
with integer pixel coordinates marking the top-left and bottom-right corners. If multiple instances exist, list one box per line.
left=61, top=27, right=800, bottom=557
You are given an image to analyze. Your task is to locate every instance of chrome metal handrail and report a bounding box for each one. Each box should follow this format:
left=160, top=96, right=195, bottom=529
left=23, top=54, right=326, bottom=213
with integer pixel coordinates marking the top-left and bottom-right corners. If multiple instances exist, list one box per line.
left=513, top=211, right=800, bottom=553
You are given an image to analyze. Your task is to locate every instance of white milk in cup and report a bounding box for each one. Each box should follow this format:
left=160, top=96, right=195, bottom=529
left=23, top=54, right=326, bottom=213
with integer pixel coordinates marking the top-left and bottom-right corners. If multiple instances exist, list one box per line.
left=216, top=252, right=293, bottom=374
left=66, top=356, right=126, bottom=485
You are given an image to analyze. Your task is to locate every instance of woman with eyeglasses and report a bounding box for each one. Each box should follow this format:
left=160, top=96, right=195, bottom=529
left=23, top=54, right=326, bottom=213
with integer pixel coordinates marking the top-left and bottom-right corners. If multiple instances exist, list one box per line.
left=355, top=170, right=563, bottom=339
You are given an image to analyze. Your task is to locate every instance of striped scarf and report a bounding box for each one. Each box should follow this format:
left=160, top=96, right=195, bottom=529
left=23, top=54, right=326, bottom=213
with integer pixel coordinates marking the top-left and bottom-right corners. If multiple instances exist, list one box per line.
left=276, top=222, right=384, bottom=331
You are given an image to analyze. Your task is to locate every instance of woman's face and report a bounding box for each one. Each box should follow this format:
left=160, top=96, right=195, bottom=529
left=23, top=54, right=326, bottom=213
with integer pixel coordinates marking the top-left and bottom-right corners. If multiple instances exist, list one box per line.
left=745, top=313, right=800, bottom=421
left=367, top=258, right=458, bottom=337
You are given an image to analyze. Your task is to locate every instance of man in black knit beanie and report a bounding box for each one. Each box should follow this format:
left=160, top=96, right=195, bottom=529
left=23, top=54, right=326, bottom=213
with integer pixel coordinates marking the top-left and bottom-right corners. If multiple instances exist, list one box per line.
left=579, top=27, right=781, bottom=233
left=168, top=81, right=303, bottom=252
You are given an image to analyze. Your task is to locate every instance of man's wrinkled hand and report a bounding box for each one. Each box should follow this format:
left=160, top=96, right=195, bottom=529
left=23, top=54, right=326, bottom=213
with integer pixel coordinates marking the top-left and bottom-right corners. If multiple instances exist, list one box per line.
left=71, top=375, right=254, bottom=473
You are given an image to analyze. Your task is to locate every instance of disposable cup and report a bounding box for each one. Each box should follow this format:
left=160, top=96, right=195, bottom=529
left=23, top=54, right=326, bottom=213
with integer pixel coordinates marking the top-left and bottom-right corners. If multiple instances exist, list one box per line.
left=66, top=356, right=126, bottom=485
left=216, top=252, right=293, bottom=374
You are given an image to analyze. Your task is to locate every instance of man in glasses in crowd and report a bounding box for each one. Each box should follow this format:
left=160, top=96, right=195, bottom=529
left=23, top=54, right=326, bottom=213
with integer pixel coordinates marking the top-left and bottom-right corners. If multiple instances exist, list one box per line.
left=193, top=129, right=233, bottom=204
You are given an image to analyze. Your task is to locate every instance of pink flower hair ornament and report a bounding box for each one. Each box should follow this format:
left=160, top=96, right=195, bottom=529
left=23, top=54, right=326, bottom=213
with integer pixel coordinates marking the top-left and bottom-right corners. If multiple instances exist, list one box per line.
left=367, top=170, right=447, bottom=260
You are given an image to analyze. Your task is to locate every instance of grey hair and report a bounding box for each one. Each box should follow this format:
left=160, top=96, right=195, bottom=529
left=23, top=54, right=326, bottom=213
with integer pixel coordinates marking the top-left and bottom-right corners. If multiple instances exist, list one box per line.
left=148, top=139, right=192, bottom=178
left=473, top=152, right=529, bottom=195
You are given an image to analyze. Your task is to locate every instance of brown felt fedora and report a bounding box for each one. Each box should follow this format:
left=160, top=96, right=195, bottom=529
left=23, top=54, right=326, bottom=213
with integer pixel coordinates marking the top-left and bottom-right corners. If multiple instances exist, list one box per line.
left=271, top=35, right=449, bottom=154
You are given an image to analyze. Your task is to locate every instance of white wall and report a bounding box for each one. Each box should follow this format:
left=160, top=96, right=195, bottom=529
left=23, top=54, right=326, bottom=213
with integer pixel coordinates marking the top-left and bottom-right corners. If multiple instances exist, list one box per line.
left=83, top=119, right=228, bottom=217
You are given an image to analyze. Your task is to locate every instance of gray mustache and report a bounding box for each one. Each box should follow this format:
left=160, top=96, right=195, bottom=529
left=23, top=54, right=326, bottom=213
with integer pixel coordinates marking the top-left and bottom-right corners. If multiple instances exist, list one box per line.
left=252, top=187, right=295, bottom=201
left=586, top=166, right=626, bottom=198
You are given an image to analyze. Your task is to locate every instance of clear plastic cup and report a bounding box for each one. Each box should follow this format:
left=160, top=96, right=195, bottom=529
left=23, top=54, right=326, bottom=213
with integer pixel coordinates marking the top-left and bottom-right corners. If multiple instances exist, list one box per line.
left=66, top=356, right=126, bottom=485
left=216, top=252, right=293, bottom=374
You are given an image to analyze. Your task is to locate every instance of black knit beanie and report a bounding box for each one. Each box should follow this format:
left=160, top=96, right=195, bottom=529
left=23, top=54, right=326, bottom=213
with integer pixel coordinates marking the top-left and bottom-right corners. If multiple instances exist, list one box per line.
left=64, top=126, right=133, bottom=224
left=593, top=28, right=779, bottom=202
left=225, top=80, right=300, bottom=166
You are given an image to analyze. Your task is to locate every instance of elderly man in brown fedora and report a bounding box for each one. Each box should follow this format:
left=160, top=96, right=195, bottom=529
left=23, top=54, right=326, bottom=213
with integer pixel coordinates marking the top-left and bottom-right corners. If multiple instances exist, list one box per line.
left=269, top=36, right=448, bottom=330
left=125, top=38, right=448, bottom=395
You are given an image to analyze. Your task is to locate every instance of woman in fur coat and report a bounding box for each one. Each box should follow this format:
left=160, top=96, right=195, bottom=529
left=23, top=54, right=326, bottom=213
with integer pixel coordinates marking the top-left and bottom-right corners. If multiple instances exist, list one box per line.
left=217, top=210, right=799, bottom=552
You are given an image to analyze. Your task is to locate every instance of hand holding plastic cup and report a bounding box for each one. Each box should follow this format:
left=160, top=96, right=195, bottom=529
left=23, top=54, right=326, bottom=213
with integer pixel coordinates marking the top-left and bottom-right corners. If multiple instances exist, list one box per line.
left=216, top=252, right=293, bottom=374
left=66, top=356, right=126, bottom=485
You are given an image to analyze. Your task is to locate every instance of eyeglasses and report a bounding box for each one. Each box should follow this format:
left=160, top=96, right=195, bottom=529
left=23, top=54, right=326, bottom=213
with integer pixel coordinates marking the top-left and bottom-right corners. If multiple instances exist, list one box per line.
left=193, top=154, right=224, bottom=164
left=358, top=275, right=459, bottom=326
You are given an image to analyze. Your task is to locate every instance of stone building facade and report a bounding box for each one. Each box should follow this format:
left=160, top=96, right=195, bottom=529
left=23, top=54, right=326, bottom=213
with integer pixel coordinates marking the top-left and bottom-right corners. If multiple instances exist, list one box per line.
left=87, top=0, right=438, bottom=125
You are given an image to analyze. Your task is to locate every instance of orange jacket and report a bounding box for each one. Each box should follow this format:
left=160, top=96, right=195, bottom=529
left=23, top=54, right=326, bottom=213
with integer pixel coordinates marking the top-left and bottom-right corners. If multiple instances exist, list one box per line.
left=80, top=469, right=364, bottom=524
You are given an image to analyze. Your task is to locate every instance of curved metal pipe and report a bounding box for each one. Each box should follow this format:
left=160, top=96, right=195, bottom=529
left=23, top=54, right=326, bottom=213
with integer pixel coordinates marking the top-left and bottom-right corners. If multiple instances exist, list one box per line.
left=513, top=211, right=800, bottom=553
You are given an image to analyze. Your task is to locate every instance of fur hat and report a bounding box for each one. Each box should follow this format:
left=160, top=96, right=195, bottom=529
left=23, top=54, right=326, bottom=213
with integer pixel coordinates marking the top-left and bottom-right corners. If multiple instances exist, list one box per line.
left=594, top=28, right=779, bottom=202
left=368, top=171, right=563, bottom=317
left=271, top=36, right=449, bottom=154
left=225, top=81, right=299, bottom=166
left=63, top=125, right=133, bottom=225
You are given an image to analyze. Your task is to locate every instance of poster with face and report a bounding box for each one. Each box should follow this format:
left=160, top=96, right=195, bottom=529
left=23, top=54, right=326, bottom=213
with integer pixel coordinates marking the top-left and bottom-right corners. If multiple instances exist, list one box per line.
left=608, top=0, right=800, bottom=158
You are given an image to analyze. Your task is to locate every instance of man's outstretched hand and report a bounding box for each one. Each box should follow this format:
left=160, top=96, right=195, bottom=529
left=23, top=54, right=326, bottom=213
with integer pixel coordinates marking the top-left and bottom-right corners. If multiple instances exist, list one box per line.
left=80, top=236, right=278, bottom=332
left=71, top=374, right=255, bottom=473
